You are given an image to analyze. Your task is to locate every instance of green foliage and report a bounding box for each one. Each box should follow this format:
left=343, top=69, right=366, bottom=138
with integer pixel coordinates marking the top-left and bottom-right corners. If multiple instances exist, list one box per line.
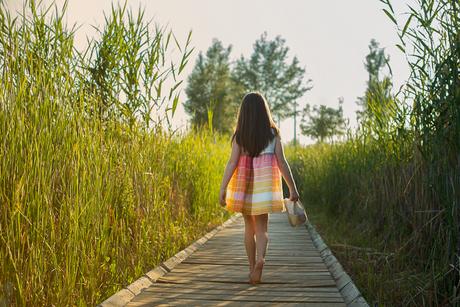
left=232, top=32, right=312, bottom=124
left=44, top=0, right=191, bottom=128
left=287, top=1, right=459, bottom=304
left=286, top=126, right=456, bottom=304
left=207, top=99, right=215, bottom=134
left=300, top=98, right=348, bottom=143
left=383, top=0, right=460, bottom=157
left=356, top=39, right=402, bottom=139
left=185, top=32, right=312, bottom=133
left=184, top=39, right=240, bottom=134
left=0, top=1, right=230, bottom=305
left=364, top=39, right=390, bottom=84
left=381, top=0, right=460, bottom=301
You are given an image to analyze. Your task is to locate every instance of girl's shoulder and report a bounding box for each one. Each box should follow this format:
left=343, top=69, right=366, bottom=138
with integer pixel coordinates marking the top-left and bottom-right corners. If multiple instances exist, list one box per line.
left=270, top=127, right=281, bottom=141
left=270, top=126, right=281, bottom=136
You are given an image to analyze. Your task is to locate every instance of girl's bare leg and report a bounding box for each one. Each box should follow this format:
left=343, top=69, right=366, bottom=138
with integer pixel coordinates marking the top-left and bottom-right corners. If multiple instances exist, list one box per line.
left=243, top=214, right=256, bottom=279
left=251, top=213, right=268, bottom=283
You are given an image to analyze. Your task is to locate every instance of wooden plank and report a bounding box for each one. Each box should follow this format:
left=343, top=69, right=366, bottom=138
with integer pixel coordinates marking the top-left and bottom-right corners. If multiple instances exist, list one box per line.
left=203, top=237, right=313, bottom=241
left=157, top=271, right=333, bottom=280
left=188, top=254, right=321, bottom=258
left=156, top=276, right=337, bottom=286
left=173, top=263, right=329, bottom=271
left=188, top=254, right=322, bottom=259
left=143, top=287, right=343, bottom=298
left=182, top=259, right=325, bottom=265
left=202, top=239, right=316, bottom=243
left=165, top=264, right=332, bottom=273
left=128, top=298, right=346, bottom=307
left=141, top=282, right=341, bottom=293
left=187, top=254, right=323, bottom=260
left=200, top=246, right=318, bottom=250
left=174, top=263, right=328, bottom=269
left=157, top=272, right=334, bottom=280
left=182, top=257, right=325, bottom=263
left=192, top=248, right=320, bottom=253
left=181, top=259, right=327, bottom=267
left=183, top=258, right=325, bottom=264
left=129, top=291, right=345, bottom=303
left=185, top=253, right=323, bottom=258
left=196, top=247, right=319, bottom=252
left=191, top=248, right=320, bottom=252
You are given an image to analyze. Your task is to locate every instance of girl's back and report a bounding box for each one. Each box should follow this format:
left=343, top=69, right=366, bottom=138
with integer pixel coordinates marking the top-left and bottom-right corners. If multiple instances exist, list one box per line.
left=240, top=128, right=276, bottom=156
left=227, top=128, right=284, bottom=214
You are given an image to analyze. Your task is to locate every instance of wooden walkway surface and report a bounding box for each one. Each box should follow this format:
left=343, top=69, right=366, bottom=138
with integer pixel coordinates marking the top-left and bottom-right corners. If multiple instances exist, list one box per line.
left=122, top=213, right=366, bottom=306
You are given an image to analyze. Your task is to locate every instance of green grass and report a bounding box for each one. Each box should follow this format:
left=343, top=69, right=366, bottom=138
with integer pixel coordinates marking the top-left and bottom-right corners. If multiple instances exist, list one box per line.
left=0, top=106, right=232, bottom=305
left=285, top=139, right=458, bottom=306
left=284, top=2, right=459, bottom=304
left=0, top=1, right=231, bottom=305
left=301, top=199, right=415, bottom=305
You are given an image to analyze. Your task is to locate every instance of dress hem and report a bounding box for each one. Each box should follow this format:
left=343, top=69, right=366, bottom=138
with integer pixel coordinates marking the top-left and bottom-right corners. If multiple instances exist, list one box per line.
left=225, top=206, right=286, bottom=216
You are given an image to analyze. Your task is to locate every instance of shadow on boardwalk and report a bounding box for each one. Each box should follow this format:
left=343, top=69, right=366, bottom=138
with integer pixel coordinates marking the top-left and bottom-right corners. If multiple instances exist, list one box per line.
left=111, top=213, right=368, bottom=306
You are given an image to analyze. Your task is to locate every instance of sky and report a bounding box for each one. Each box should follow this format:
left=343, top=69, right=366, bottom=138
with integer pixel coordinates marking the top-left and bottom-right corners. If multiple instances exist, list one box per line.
left=5, top=0, right=413, bottom=144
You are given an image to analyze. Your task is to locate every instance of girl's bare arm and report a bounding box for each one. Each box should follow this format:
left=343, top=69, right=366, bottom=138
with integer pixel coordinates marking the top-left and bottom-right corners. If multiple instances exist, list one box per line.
left=274, top=135, right=299, bottom=200
left=219, top=139, right=241, bottom=205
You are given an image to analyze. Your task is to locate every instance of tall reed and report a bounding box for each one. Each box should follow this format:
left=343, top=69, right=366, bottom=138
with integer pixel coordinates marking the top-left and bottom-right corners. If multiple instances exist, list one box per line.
left=287, top=0, right=459, bottom=304
left=0, top=1, right=230, bottom=305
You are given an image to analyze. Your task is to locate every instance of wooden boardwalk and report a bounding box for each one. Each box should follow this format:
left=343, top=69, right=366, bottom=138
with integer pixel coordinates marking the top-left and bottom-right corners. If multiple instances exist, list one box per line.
left=120, top=213, right=367, bottom=306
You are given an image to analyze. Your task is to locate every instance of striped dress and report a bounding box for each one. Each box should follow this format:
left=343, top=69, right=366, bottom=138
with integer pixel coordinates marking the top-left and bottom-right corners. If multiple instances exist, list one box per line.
left=225, top=129, right=286, bottom=215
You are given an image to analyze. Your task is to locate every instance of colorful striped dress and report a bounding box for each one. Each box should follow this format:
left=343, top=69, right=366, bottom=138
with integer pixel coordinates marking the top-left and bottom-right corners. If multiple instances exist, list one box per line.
left=225, top=129, right=286, bottom=215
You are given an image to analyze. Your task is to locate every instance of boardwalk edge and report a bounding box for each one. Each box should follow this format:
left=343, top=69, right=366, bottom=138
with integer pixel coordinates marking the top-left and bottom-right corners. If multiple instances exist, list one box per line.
left=305, top=220, right=370, bottom=307
left=97, top=212, right=243, bottom=307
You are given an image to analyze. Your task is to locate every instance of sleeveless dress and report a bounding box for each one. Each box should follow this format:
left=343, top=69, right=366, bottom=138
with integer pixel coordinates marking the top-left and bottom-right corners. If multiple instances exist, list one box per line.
left=225, top=128, right=286, bottom=215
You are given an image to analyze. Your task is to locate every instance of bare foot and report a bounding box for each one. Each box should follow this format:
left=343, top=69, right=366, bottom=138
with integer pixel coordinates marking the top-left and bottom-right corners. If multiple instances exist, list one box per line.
left=250, top=258, right=265, bottom=284
left=248, top=265, right=255, bottom=284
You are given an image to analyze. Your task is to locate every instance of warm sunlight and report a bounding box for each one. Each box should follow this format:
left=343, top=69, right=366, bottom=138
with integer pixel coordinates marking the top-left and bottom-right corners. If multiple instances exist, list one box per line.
left=1, top=0, right=458, bottom=306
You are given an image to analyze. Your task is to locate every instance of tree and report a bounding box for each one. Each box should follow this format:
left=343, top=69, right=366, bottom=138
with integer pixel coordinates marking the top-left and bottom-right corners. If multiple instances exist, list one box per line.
left=300, top=98, right=348, bottom=143
left=184, top=39, right=240, bottom=134
left=364, top=39, right=389, bottom=84
left=232, top=32, right=312, bottom=126
left=356, top=39, right=396, bottom=130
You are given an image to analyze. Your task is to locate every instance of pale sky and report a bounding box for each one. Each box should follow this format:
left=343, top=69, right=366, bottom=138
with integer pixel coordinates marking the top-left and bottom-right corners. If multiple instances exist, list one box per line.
left=6, top=0, right=413, bottom=144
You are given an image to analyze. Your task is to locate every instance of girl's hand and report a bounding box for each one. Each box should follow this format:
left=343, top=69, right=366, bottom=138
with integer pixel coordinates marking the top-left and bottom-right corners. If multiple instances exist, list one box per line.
left=289, top=189, right=299, bottom=202
left=219, top=189, right=227, bottom=207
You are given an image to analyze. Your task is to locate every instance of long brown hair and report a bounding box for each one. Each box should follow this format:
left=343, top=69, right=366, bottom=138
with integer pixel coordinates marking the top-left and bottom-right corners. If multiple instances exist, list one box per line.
left=231, top=92, right=280, bottom=157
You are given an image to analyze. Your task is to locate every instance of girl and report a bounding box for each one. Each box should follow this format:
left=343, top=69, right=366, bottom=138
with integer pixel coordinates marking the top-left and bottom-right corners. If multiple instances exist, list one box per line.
left=219, top=91, right=300, bottom=285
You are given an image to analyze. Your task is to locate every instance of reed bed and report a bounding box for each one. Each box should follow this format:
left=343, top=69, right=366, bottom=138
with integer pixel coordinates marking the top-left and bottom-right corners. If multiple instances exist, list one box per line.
left=0, top=1, right=230, bottom=305
left=285, top=1, right=459, bottom=304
